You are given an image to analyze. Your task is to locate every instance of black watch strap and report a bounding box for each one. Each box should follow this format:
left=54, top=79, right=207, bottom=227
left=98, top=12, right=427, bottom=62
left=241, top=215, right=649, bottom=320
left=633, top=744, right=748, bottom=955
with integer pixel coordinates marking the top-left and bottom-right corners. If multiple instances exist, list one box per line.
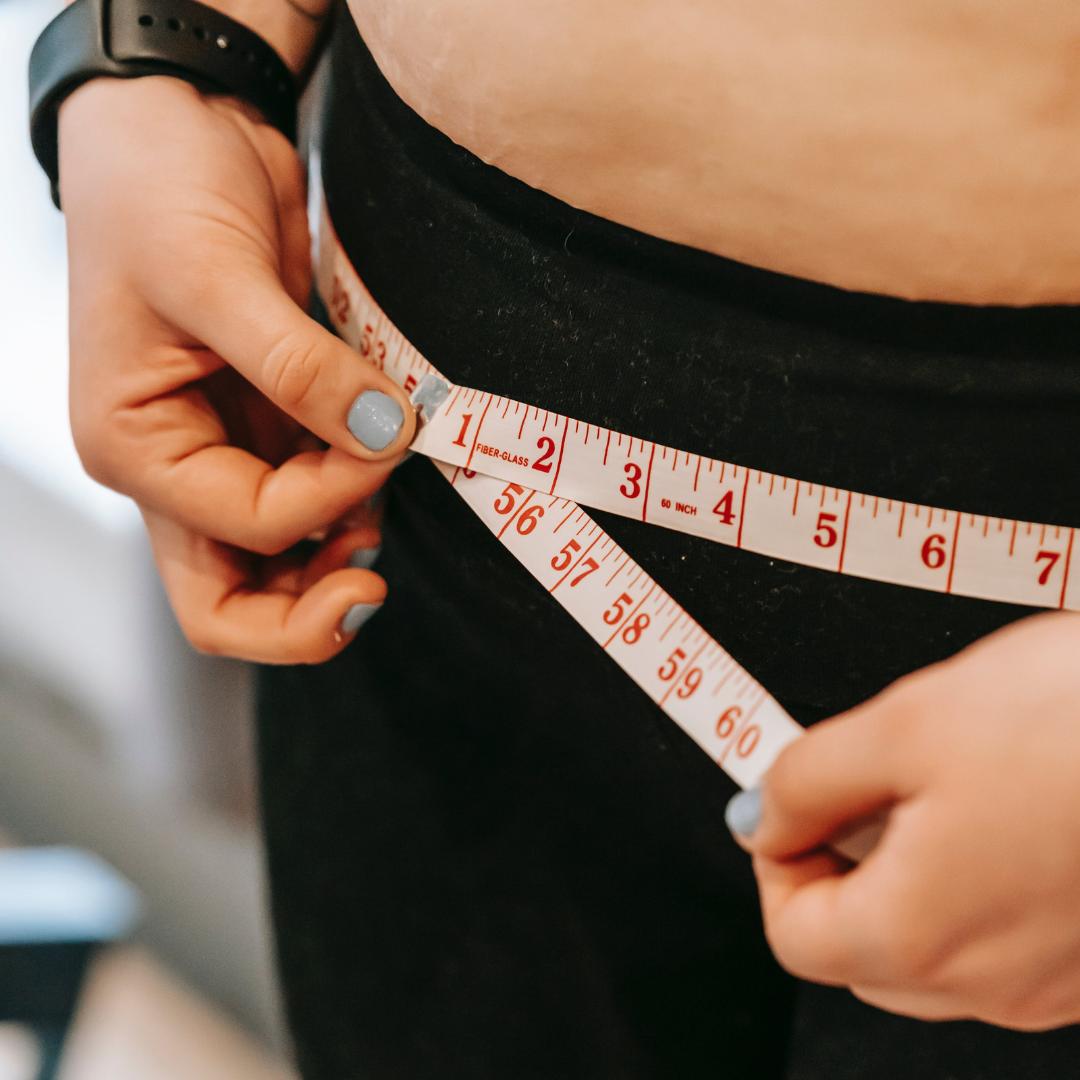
left=29, top=0, right=298, bottom=207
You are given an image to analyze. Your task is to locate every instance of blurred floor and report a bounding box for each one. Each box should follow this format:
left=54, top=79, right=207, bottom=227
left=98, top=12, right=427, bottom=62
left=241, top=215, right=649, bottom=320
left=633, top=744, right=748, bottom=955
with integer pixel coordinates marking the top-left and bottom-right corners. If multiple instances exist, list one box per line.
left=0, top=947, right=296, bottom=1080
left=57, top=948, right=297, bottom=1080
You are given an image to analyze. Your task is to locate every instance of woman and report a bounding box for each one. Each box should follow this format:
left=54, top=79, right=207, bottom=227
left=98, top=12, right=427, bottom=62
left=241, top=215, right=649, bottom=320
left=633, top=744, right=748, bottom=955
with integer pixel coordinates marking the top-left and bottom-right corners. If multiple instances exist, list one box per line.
left=45, top=0, right=1080, bottom=1075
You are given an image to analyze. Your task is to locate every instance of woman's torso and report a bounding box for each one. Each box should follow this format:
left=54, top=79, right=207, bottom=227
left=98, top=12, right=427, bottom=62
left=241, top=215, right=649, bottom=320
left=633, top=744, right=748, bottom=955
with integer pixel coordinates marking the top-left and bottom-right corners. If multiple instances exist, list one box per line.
left=349, top=0, right=1080, bottom=306
left=256, top=14, right=1080, bottom=1079
left=261, top=22, right=1080, bottom=1079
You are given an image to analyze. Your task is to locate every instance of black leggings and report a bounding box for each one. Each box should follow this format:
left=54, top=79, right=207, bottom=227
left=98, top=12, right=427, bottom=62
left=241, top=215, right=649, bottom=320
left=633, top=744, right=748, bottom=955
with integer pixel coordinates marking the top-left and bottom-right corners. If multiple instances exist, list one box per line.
left=258, top=11, right=1080, bottom=1078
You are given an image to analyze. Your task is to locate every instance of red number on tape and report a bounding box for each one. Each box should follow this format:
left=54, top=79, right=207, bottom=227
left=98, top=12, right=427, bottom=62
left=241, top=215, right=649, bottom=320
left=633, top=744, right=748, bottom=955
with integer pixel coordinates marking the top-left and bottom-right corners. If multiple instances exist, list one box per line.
left=921, top=534, right=947, bottom=570
left=493, top=483, right=524, bottom=515
left=1036, top=550, right=1061, bottom=586
left=517, top=505, right=545, bottom=534
left=713, top=490, right=737, bottom=526
left=814, top=512, right=839, bottom=549
left=569, top=558, right=600, bottom=587
left=533, top=437, right=556, bottom=473
left=330, top=278, right=350, bottom=325
left=676, top=668, right=703, bottom=699
left=736, top=726, right=761, bottom=758
left=716, top=705, right=741, bottom=739
left=603, top=593, right=634, bottom=625
left=551, top=539, right=582, bottom=572
left=453, top=413, right=473, bottom=447
left=658, top=648, right=687, bottom=681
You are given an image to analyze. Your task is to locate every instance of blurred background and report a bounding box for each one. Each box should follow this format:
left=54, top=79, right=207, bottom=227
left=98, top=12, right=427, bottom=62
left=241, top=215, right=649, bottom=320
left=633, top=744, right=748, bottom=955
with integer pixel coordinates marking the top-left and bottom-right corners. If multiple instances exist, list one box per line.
left=0, top=0, right=297, bottom=1076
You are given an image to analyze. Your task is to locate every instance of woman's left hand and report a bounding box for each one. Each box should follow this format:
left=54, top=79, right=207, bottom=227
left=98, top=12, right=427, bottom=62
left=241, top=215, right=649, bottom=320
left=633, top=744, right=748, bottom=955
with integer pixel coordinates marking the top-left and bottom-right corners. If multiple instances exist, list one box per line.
left=736, top=611, right=1080, bottom=1030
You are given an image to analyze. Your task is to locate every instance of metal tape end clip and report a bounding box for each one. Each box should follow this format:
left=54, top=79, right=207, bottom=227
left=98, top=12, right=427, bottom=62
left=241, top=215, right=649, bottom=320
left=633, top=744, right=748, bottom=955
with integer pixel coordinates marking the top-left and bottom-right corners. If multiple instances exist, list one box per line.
left=410, top=373, right=451, bottom=425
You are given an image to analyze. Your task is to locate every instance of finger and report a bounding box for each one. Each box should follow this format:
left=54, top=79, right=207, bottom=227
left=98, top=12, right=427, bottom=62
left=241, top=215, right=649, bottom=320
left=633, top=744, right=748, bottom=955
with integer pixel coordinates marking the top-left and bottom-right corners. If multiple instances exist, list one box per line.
left=848, top=983, right=968, bottom=1022
left=73, top=321, right=396, bottom=552
left=749, top=702, right=910, bottom=860
left=254, top=526, right=382, bottom=598
left=753, top=850, right=876, bottom=985
left=753, top=794, right=959, bottom=990
left=99, top=377, right=395, bottom=552
left=298, top=526, right=382, bottom=591
left=143, top=239, right=416, bottom=460
left=144, top=510, right=386, bottom=664
left=153, top=436, right=395, bottom=555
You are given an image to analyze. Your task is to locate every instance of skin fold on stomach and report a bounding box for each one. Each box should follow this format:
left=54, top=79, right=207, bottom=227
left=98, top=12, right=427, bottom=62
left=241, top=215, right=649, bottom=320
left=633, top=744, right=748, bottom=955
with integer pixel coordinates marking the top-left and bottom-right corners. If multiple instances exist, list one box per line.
left=348, top=0, right=1080, bottom=307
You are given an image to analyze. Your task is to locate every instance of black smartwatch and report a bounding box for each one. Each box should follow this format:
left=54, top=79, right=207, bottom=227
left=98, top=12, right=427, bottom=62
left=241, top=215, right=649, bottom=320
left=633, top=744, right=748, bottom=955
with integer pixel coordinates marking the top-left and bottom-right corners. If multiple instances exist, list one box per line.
left=29, top=0, right=299, bottom=207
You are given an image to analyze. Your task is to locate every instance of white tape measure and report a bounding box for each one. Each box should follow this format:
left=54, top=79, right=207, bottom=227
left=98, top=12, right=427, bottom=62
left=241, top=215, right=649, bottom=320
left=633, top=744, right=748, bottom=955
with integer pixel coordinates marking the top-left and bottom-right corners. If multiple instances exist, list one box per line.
left=312, top=178, right=1066, bottom=828
left=314, top=213, right=1078, bottom=615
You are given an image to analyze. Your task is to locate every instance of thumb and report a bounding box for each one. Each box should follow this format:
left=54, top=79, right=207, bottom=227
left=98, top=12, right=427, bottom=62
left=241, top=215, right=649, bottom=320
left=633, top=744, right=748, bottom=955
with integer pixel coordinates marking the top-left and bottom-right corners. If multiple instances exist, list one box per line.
left=734, top=704, right=903, bottom=860
left=159, top=254, right=416, bottom=460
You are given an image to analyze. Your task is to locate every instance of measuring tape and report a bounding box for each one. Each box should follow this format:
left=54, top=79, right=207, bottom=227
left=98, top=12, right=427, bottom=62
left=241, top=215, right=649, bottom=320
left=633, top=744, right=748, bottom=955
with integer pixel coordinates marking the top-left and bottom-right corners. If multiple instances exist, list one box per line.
left=312, top=176, right=1071, bottom=821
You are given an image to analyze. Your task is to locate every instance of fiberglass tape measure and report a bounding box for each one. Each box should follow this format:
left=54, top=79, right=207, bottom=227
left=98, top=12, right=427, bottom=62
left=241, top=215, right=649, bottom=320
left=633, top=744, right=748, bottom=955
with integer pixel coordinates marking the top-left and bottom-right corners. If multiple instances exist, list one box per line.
left=313, top=182, right=1076, bottom=846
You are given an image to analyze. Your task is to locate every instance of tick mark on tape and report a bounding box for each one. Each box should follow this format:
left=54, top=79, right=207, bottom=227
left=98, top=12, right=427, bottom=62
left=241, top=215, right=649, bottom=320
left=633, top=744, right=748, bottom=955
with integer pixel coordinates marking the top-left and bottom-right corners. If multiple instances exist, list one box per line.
left=550, top=416, right=571, bottom=494
left=837, top=491, right=854, bottom=574
left=945, top=512, right=962, bottom=594
left=553, top=508, right=576, bottom=534
left=736, top=471, right=751, bottom=549
left=1058, top=530, right=1075, bottom=608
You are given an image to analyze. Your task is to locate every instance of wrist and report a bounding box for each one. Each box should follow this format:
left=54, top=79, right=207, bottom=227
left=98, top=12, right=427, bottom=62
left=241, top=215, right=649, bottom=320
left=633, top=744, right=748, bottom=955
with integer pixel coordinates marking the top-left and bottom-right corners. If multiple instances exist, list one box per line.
left=33, top=0, right=305, bottom=204
left=201, top=0, right=329, bottom=75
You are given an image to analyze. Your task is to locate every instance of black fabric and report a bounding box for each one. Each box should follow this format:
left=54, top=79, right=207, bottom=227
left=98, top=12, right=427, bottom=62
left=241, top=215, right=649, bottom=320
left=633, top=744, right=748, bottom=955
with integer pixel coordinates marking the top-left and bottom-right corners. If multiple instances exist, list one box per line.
left=258, top=11, right=1080, bottom=1079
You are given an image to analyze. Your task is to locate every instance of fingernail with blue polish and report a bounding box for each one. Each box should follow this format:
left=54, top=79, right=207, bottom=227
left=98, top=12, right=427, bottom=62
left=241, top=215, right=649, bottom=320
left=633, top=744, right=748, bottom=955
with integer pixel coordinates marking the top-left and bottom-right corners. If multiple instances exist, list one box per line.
left=725, top=787, right=763, bottom=839
left=347, top=390, right=404, bottom=452
left=349, top=547, right=381, bottom=571
left=341, top=602, right=381, bottom=634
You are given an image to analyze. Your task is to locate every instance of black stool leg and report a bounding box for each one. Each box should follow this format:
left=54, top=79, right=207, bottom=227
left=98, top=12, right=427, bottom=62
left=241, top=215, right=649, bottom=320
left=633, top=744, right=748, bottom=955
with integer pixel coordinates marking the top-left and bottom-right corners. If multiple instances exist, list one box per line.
left=31, top=1024, right=67, bottom=1080
left=0, top=942, right=98, bottom=1080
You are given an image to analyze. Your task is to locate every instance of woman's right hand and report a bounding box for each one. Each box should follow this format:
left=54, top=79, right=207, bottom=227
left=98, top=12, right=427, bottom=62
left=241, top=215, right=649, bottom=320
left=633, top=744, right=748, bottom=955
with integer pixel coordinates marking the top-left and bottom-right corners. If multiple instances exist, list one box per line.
left=59, top=74, right=416, bottom=663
